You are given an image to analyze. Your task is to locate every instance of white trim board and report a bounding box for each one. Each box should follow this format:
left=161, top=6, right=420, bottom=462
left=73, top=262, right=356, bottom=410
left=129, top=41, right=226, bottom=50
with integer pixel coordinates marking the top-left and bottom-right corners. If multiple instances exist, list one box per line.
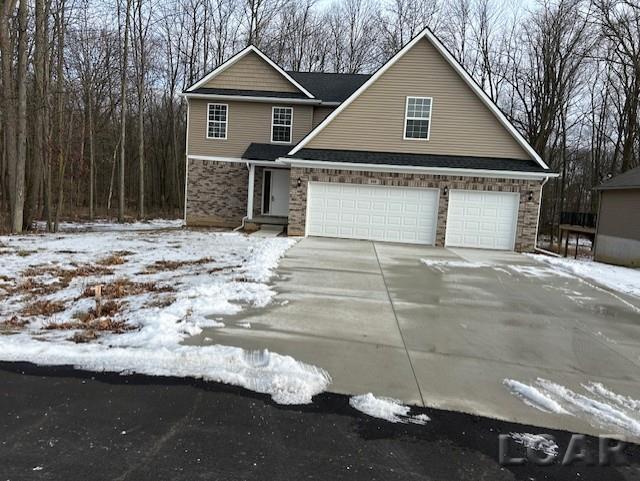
left=186, top=45, right=314, bottom=99
left=288, top=27, right=549, bottom=171
left=277, top=157, right=557, bottom=180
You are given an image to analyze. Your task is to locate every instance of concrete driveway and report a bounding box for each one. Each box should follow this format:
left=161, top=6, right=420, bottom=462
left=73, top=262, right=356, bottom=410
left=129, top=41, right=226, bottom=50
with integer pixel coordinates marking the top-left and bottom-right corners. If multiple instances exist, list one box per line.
left=187, top=237, right=640, bottom=438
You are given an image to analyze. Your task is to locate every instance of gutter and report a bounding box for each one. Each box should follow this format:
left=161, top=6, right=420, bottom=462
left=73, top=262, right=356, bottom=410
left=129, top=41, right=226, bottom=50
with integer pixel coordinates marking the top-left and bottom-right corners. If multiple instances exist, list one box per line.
left=181, top=92, right=339, bottom=107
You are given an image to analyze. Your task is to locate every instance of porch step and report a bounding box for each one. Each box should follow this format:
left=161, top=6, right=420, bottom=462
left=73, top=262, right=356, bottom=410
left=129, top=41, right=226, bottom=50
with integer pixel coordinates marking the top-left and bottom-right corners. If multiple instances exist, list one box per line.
left=251, top=224, right=285, bottom=238
left=250, top=215, right=288, bottom=226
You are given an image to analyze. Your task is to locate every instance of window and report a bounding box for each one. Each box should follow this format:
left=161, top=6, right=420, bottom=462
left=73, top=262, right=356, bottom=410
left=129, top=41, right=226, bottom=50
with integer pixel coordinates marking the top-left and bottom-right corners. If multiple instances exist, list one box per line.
left=271, top=107, right=293, bottom=143
left=404, top=97, right=432, bottom=140
left=207, top=103, right=228, bottom=139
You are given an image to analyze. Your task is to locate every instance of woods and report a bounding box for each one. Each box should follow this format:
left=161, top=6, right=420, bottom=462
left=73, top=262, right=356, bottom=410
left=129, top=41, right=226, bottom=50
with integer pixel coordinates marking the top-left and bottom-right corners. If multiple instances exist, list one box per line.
left=0, top=0, right=639, bottom=237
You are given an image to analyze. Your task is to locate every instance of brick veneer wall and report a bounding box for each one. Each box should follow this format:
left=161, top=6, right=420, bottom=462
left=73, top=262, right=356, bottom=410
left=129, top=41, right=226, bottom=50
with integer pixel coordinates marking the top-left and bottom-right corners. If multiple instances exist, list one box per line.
left=287, top=167, right=542, bottom=252
left=186, top=159, right=249, bottom=227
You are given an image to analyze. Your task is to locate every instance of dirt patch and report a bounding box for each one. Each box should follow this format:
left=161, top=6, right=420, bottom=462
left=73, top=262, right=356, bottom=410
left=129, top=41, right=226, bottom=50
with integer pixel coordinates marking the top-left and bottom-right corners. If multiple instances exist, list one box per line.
left=0, top=316, right=28, bottom=330
left=143, top=257, right=215, bottom=273
left=21, top=300, right=66, bottom=317
left=81, top=278, right=174, bottom=299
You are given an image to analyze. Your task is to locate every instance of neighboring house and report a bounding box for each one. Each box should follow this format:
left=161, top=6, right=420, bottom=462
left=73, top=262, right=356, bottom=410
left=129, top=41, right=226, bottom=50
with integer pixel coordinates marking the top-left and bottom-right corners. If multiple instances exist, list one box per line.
left=594, top=166, right=640, bottom=266
left=182, top=28, right=556, bottom=252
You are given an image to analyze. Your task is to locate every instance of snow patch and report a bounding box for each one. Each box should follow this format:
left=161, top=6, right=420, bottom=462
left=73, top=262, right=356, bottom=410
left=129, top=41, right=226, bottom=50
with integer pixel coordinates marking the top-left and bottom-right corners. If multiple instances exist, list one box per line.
left=349, top=393, right=429, bottom=424
left=510, top=433, right=559, bottom=456
left=528, top=254, right=640, bottom=299
left=0, top=226, right=333, bottom=405
left=505, top=378, right=640, bottom=437
left=0, top=336, right=331, bottom=405
left=503, top=379, right=570, bottom=414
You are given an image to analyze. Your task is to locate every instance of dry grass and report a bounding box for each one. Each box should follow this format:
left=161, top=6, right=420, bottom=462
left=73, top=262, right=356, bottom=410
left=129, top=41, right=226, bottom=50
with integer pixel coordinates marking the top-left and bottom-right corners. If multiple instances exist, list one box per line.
left=0, top=316, right=28, bottom=329
left=21, top=299, right=66, bottom=317
left=143, top=256, right=215, bottom=273
left=81, top=278, right=174, bottom=300
left=71, top=330, right=98, bottom=343
left=97, top=254, right=126, bottom=266
left=144, top=294, right=176, bottom=309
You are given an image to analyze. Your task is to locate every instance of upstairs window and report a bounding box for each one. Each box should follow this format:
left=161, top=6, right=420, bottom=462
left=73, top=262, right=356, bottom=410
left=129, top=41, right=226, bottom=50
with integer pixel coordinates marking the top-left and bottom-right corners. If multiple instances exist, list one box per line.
left=207, top=103, right=228, bottom=139
left=404, top=97, right=432, bottom=140
left=271, top=107, right=293, bottom=143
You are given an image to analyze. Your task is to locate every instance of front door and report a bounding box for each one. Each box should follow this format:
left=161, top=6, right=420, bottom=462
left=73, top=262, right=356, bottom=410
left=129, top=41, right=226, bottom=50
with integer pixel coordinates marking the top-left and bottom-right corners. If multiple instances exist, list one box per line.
left=264, top=169, right=290, bottom=216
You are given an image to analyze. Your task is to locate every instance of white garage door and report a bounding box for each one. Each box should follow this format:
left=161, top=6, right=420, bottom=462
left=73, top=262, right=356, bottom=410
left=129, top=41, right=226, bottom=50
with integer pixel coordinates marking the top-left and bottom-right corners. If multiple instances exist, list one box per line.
left=307, top=182, right=439, bottom=245
left=445, top=190, right=519, bottom=250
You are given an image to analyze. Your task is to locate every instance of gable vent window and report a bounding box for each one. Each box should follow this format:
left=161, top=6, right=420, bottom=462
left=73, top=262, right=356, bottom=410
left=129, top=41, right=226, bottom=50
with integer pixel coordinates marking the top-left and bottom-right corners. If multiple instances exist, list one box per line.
left=207, top=103, right=228, bottom=139
left=404, top=97, right=432, bottom=140
left=271, top=107, right=293, bottom=143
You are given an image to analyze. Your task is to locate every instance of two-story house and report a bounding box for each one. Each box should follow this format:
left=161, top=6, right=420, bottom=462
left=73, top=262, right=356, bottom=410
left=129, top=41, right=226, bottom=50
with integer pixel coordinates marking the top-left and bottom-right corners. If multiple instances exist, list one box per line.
left=183, top=28, right=555, bottom=251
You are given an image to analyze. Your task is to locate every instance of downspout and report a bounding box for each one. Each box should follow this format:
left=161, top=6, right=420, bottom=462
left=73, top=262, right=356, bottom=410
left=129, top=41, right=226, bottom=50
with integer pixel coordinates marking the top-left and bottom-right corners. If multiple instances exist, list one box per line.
left=234, top=162, right=255, bottom=231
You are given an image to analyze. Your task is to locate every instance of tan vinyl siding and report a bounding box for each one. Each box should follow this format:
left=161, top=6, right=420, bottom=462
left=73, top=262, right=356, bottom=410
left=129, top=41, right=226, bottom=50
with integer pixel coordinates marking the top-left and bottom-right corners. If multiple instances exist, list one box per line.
left=204, top=52, right=300, bottom=93
left=312, top=106, right=336, bottom=127
left=306, top=39, right=530, bottom=160
left=187, top=99, right=313, bottom=158
left=597, top=189, right=640, bottom=240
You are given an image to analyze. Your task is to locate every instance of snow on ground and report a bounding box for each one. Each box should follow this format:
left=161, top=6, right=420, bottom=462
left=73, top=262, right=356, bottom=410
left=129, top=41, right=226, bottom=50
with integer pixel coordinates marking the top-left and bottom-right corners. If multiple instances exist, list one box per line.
left=528, top=254, right=640, bottom=299
left=509, top=433, right=559, bottom=456
left=0, top=224, right=331, bottom=404
left=349, top=393, right=430, bottom=424
left=33, top=218, right=183, bottom=232
left=504, top=378, right=640, bottom=438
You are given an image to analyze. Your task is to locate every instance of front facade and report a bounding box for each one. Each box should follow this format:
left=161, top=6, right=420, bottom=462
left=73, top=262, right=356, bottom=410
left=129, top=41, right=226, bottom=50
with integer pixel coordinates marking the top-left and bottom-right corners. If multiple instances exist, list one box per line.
left=594, top=167, right=640, bottom=266
left=183, top=29, right=555, bottom=252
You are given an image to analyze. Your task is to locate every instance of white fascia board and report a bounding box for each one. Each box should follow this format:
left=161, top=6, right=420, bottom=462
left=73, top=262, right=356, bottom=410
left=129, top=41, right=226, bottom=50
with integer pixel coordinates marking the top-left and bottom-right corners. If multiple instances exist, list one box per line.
left=288, top=27, right=549, bottom=171
left=183, top=93, right=321, bottom=105
left=186, top=45, right=315, bottom=99
left=277, top=157, right=558, bottom=180
left=187, top=155, right=286, bottom=168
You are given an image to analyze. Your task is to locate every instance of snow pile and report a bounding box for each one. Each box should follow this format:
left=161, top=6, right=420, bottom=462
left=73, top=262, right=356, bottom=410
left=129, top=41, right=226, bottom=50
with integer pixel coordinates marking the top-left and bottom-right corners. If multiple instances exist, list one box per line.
left=510, top=433, right=559, bottom=456
left=0, top=339, right=330, bottom=405
left=503, top=379, right=570, bottom=414
left=0, top=226, right=333, bottom=405
left=349, top=393, right=430, bottom=424
left=504, top=378, right=640, bottom=437
left=528, top=254, right=640, bottom=299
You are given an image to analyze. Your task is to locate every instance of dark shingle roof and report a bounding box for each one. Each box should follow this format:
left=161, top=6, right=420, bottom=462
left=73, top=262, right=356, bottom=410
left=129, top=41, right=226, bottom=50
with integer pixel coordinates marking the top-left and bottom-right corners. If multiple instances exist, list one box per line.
left=286, top=71, right=371, bottom=103
left=243, top=143, right=292, bottom=161
left=290, top=148, right=548, bottom=172
left=188, top=87, right=309, bottom=99
left=596, top=166, right=640, bottom=190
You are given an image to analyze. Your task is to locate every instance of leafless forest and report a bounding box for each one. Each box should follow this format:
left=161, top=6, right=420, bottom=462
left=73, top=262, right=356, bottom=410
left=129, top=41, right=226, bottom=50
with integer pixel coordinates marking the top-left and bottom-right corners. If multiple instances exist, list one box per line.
left=1, top=0, right=639, bottom=242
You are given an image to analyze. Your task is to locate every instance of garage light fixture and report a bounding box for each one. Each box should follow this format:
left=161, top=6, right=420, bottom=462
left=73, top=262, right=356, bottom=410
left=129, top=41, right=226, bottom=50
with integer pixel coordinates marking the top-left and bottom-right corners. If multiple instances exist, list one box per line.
left=528, top=191, right=534, bottom=201
left=443, top=186, right=448, bottom=196
left=297, top=177, right=302, bottom=188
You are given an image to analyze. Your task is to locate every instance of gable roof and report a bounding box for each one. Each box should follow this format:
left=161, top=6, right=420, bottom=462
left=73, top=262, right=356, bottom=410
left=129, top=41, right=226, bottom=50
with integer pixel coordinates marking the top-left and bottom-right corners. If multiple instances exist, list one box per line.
left=596, top=166, right=640, bottom=190
left=286, top=72, right=371, bottom=103
left=186, top=45, right=315, bottom=98
left=288, top=27, right=549, bottom=171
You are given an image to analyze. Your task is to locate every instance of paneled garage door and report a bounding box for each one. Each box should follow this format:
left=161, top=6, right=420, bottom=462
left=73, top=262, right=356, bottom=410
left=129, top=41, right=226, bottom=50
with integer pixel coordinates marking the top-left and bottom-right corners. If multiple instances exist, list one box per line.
left=445, top=190, right=520, bottom=250
left=307, top=182, right=439, bottom=245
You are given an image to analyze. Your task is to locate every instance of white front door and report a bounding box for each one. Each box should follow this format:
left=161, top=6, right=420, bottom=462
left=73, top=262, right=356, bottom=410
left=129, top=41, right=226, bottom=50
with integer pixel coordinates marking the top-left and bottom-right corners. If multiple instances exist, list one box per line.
left=445, top=190, right=520, bottom=250
left=306, top=182, right=439, bottom=245
left=267, top=169, right=290, bottom=216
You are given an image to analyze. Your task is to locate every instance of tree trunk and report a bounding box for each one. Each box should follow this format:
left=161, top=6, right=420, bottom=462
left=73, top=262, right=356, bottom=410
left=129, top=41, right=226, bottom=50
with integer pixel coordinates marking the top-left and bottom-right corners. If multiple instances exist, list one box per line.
left=118, top=0, right=132, bottom=222
left=13, top=0, right=28, bottom=233
left=0, top=0, right=18, bottom=232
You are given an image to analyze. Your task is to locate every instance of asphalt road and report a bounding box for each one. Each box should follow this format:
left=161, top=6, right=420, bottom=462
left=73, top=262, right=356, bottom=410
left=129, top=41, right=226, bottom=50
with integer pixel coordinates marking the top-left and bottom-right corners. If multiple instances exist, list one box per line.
left=1, top=362, right=639, bottom=481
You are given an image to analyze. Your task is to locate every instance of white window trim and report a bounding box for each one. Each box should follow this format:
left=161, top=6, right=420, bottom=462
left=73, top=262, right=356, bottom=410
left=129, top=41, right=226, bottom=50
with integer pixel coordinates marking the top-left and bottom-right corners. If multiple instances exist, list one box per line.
left=206, top=103, right=228, bottom=140
left=271, top=106, right=293, bottom=144
left=403, top=96, right=432, bottom=141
